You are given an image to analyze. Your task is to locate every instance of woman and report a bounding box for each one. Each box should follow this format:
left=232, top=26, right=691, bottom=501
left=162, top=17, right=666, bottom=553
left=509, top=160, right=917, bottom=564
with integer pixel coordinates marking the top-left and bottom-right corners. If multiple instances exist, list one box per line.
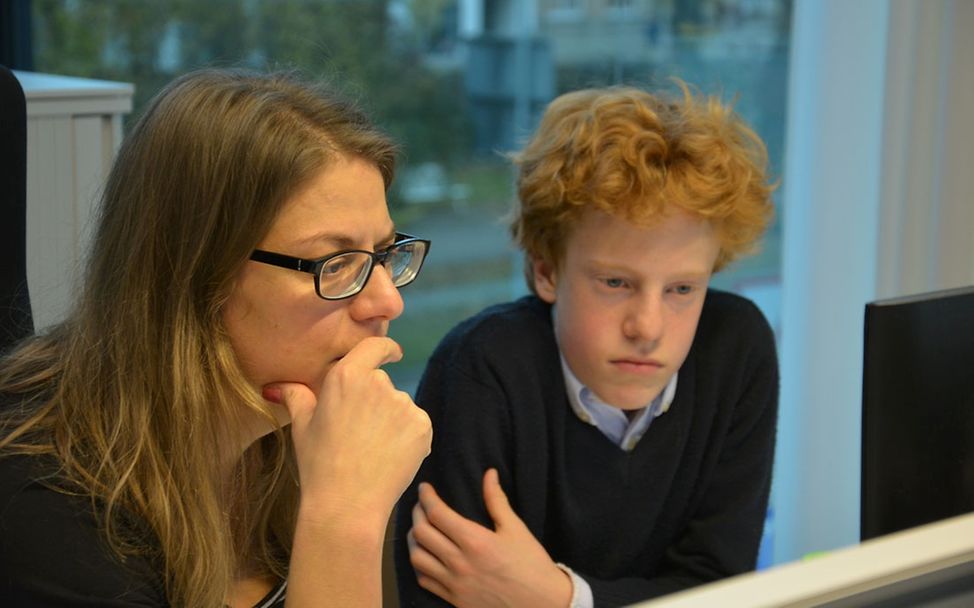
left=0, top=68, right=432, bottom=607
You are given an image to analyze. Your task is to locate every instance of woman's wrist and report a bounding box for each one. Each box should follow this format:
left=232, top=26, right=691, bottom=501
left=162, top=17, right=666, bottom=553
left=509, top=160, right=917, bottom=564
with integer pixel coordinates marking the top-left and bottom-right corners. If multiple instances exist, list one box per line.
left=295, top=495, right=388, bottom=545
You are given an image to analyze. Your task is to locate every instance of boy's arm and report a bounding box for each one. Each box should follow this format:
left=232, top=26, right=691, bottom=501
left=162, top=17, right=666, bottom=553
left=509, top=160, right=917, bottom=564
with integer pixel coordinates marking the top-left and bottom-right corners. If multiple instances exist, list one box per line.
left=394, top=353, right=518, bottom=608
left=406, top=469, right=573, bottom=608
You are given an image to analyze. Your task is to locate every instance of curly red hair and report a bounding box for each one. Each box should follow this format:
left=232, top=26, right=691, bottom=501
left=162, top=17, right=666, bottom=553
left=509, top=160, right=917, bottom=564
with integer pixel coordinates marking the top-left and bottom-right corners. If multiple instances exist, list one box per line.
left=510, top=82, right=776, bottom=292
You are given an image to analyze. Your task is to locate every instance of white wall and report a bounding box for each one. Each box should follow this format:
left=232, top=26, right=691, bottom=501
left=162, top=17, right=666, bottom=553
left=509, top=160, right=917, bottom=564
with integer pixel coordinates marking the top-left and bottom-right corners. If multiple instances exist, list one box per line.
left=877, top=0, right=974, bottom=296
left=774, top=0, right=974, bottom=564
left=17, top=71, right=132, bottom=331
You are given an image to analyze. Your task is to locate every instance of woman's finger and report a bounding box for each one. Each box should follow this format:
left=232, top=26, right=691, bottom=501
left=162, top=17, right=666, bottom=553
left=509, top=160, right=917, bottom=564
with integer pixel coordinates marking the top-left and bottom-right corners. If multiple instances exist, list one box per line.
left=263, top=382, right=316, bottom=428
left=333, top=335, right=403, bottom=373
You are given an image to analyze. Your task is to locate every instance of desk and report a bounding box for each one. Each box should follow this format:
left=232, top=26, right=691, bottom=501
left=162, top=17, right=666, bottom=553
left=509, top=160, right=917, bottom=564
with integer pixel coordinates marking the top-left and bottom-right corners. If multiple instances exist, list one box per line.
left=632, top=511, right=974, bottom=607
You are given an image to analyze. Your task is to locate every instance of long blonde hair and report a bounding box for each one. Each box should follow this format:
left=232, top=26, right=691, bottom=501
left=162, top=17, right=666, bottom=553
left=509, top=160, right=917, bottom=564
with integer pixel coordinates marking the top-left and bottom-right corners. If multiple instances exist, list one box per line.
left=0, top=68, right=398, bottom=606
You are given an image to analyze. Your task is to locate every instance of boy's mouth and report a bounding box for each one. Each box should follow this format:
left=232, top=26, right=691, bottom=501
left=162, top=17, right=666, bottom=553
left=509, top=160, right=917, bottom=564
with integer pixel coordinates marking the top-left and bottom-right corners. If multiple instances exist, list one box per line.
left=611, top=358, right=664, bottom=374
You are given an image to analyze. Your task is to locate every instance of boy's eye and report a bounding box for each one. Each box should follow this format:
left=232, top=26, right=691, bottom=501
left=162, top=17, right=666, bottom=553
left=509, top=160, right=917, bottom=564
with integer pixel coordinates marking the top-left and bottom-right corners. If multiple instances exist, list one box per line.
left=671, top=284, right=695, bottom=295
left=602, top=278, right=628, bottom=289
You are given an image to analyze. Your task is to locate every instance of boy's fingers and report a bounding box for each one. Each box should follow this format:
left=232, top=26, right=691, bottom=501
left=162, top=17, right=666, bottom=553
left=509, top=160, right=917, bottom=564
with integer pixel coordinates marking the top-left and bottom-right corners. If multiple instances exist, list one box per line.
left=411, top=499, right=462, bottom=560
left=415, top=574, right=452, bottom=604
left=407, top=521, right=452, bottom=579
left=482, top=468, right=516, bottom=526
left=417, top=482, right=447, bottom=515
left=411, top=499, right=431, bottom=530
left=418, top=482, right=485, bottom=548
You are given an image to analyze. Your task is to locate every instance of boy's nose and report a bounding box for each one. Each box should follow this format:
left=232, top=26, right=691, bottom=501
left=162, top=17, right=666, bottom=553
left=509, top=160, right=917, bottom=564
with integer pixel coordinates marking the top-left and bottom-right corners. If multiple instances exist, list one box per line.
left=623, top=293, right=664, bottom=345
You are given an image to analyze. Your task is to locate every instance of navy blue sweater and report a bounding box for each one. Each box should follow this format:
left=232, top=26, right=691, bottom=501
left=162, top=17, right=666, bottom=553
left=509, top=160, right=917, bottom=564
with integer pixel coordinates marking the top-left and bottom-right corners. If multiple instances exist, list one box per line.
left=395, top=291, right=778, bottom=607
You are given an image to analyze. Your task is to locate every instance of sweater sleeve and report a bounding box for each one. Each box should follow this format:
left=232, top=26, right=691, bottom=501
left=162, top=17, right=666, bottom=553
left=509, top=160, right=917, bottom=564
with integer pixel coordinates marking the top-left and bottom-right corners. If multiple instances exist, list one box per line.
left=579, top=301, right=780, bottom=607
left=0, top=455, right=167, bottom=607
left=394, top=329, right=516, bottom=608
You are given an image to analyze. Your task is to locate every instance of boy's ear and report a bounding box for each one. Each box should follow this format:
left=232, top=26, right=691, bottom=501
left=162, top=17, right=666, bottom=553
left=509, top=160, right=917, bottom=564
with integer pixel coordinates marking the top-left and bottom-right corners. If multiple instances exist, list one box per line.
left=532, top=257, right=558, bottom=304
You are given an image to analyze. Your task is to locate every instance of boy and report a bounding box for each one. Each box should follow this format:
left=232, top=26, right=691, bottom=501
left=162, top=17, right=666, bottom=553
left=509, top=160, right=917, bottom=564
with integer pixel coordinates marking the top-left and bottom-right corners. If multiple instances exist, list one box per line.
left=395, top=84, right=778, bottom=608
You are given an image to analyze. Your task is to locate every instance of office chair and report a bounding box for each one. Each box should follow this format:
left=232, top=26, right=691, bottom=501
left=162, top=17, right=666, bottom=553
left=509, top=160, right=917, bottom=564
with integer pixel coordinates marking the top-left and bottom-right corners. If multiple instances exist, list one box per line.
left=0, top=64, right=34, bottom=351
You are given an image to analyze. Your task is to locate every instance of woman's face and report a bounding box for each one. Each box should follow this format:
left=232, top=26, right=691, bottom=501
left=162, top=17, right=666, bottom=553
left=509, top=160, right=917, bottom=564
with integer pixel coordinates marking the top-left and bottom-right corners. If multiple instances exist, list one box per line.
left=223, top=155, right=404, bottom=398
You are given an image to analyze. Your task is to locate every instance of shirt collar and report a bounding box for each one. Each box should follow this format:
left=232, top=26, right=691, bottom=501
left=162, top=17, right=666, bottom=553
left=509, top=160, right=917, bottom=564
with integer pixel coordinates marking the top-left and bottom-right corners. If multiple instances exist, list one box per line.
left=550, top=305, right=677, bottom=450
left=560, top=354, right=677, bottom=448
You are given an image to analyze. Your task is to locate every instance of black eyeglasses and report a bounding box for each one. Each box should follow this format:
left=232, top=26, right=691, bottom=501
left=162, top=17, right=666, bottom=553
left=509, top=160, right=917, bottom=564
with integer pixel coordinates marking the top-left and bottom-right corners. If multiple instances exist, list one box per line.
left=250, top=233, right=431, bottom=300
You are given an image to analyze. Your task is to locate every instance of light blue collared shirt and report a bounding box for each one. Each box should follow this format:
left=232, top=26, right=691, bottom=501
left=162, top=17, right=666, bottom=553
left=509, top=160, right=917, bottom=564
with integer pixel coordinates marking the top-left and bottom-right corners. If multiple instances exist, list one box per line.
left=555, top=366, right=678, bottom=607
left=549, top=306, right=680, bottom=607
left=559, top=354, right=678, bottom=451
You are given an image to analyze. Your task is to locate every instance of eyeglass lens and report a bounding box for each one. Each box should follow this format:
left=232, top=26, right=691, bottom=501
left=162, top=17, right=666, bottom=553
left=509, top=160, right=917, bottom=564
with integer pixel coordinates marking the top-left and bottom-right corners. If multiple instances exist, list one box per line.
left=318, top=240, right=426, bottom=298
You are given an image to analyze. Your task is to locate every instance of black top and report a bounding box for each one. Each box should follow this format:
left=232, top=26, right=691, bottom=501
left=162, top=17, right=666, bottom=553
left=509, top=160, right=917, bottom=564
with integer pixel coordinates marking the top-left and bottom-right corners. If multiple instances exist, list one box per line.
left=394, top=292, right=779, bottom=608
left=0, top=451, right=287, bottom=607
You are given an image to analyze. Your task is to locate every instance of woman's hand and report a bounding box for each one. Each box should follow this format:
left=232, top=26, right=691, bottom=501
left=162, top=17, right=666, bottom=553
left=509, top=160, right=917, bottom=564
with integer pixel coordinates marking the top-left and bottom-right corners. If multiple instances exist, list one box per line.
left=265, top=335, right=432, bottom=526
left=269, top=336, right=431, bottom=607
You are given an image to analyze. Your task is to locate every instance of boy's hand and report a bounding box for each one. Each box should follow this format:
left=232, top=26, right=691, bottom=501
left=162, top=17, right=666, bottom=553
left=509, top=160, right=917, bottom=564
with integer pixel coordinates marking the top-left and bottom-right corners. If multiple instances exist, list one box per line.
left=407, top=469, right=573, bottom=608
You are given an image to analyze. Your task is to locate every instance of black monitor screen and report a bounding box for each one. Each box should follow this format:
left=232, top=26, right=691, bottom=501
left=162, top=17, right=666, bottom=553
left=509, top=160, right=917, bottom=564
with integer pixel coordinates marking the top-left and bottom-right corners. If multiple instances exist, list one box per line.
left=861, top=285, right=974, bottom=541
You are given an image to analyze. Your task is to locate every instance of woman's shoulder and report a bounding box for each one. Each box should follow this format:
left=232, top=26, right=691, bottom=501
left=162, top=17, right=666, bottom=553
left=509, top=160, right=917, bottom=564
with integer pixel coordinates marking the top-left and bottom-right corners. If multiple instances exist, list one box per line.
left=0, top=452, right=167, bottom=605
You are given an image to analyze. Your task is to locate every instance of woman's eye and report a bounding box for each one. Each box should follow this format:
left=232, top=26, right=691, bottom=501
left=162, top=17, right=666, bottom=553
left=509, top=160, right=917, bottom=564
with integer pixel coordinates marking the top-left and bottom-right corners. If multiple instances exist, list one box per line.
left=322, top=258, right=349, bottom=276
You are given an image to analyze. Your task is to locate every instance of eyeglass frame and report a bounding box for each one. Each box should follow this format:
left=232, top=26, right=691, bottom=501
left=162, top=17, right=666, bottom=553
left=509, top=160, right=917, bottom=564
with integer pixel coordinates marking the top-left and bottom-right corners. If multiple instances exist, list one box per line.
left=249, top=232, right=431, bottom=300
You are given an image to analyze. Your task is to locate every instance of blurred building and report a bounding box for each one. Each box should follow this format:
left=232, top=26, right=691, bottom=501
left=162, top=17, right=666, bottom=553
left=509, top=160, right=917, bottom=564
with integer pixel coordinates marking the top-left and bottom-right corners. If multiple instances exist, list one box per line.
left=445, top=0, right=788, bottom=153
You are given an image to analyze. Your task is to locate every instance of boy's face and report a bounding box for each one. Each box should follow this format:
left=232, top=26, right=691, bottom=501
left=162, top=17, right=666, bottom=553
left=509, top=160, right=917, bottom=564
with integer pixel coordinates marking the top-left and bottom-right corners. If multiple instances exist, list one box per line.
left=533, top=209, right=720, bottom=410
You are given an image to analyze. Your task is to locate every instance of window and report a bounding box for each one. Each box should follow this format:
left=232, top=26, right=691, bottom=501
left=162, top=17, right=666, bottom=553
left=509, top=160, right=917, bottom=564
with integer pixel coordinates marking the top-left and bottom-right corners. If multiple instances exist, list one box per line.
left=26, top=0, right=791, bottom=576
left=30, top=0, right=790, bottom=445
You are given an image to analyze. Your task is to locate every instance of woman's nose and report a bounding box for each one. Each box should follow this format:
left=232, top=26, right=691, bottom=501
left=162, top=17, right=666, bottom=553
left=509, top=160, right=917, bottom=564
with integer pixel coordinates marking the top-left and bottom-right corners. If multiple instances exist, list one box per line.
left=349, top=264, right=404, bottom=321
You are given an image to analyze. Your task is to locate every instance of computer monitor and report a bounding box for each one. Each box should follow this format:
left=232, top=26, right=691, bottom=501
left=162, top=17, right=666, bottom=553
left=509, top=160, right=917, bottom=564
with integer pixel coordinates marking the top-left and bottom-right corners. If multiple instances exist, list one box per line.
left=861, top=285, right=974, bottom=541
left=631, top=511, right=974, bottom=608
left=633, top=287, right=974, bottom=607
